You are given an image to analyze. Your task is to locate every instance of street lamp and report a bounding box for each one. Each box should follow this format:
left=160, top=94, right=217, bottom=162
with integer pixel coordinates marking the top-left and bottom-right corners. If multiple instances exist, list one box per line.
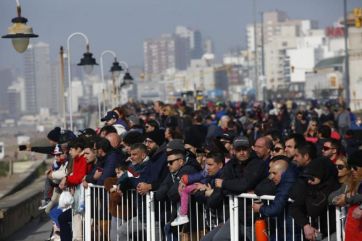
left=67, top=32, right=98, bottom=131
left=99, top=50, right=124, bottom=118
left=119, top=65, right=134, bottom=105
left=2, top=0, right=38, bottom=53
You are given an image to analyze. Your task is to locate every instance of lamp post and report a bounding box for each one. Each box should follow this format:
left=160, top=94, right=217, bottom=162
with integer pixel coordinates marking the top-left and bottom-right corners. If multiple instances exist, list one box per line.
left=99, top=50, right=123, bottom=117
left=2, top=0, right=38, bottom=53
left=66, top=32, right=98, bottom=131
left=119, top=65, right=134, bottom=105
left=343, top=0, right=350, bottom=107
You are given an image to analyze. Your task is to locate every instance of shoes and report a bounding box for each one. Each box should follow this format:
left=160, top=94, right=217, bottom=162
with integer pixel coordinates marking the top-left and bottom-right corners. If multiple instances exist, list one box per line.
left=171, top=215, right=189, bottom=226
left=38, top=200, right=49, bottom=210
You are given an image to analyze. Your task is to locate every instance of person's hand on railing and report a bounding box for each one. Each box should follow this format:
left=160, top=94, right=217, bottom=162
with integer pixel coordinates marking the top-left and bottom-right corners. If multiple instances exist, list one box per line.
left=252, top=202, right=263, bottom=213
left=82, top=179, right=89, bottom=189
left=303, top=224, right=317, bottom=241
left=215, top=178, right=223, bottom=188
left=137, top=182, right=152, bottom=195
left=116, top=186, right=123, bottom=196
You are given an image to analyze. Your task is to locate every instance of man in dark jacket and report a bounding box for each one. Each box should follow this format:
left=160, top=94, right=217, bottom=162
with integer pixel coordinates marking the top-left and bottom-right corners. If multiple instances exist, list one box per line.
left=201, top=136, right=269, bottom=241
left=253, top=155, right=298, bottom=241
left=290, top=142, right=339, bottom=240
left=154, top=149, right=198, bottom=240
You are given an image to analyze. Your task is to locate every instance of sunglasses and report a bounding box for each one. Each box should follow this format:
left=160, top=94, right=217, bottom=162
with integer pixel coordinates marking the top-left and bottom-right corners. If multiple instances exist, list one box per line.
left=272, top=147, right=283, bottom=152
left=322, top=146, right=335, bottom=151
left=349, top=165, right=361, bottom=171
left=335, top=164, right=346, bottom=170
left=167, top=158, right=180, bottom=165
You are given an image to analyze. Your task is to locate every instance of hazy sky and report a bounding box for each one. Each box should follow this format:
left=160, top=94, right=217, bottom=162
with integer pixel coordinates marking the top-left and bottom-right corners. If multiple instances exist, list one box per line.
left=0, top=0, right=360, bottom=72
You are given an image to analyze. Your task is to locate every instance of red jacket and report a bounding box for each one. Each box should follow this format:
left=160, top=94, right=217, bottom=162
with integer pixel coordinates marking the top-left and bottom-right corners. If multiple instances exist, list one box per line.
left=66, top=154, right=87, bottom=186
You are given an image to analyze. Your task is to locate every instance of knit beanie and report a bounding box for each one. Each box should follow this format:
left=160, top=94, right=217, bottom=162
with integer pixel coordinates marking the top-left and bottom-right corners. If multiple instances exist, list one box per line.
left=146, top=130, right=165, bottom=146
left=47, top=127, right=61, bottom=143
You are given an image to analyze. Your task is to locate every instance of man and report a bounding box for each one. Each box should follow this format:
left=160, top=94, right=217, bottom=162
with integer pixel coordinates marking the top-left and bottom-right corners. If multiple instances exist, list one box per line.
left=290, top=142, right=339, bottom=240
left=136, top=130, right=168, bottom=195
left=294, top=111, right=308, bottom=135
left=101, top=110, right=127, bottom=135
left=154, top=149, right=198, bottom=240
left=253, top=156, right=298, bottom=241
left=95, top=138, right=118, bottom=186
left=111, top=144, right=149, bottom=241
left=284, top=133, right=306, bottom=160
left=321, top=138, right=342, bottom=163
left=202, top=137, right=268, bottom=241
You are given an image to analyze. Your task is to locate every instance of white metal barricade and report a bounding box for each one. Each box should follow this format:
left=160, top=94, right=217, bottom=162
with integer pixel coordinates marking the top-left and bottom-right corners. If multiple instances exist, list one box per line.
left=83, top=186, right=346, bottom=241
left=229, top=193, right=346, bottom=241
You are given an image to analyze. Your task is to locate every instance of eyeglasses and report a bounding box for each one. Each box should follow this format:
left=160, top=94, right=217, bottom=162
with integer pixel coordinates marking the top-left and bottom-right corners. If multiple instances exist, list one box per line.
left=167, top=158, right=180, bottom=165
left=272, top=147, right=283, bottom=152
left=322, top=146, right=335, bottom=151
left=335, top=164, right=346, bottom=170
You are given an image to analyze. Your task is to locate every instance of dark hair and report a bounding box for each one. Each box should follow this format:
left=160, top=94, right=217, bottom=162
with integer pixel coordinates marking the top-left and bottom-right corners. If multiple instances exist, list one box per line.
left=265, top=129, right=283, bottom=143
left=285, top=133, right=305, bottom=148
left=327, top=138, right=343, bottom=155
left=270, top=155, right=289, bottom=163
left=206, top=152, right=225, bottom=165
left=318, top=125, right=331, bottom=139
left=100, top=125, right=117, bottom=135
left=95, top=138, right=113, bottom=153
left=167, top=149, right=185, bottom=159
left=67, top=138, right=85, bottom=150
left=123, top=131, right=145, bottom=145
left=166, top=127, right=183, bottom=139
left=296, top=142, right=317, bottom=160
left=83, top=136, right=101, bottom=150
left=130, top=143, right=148, bottom=154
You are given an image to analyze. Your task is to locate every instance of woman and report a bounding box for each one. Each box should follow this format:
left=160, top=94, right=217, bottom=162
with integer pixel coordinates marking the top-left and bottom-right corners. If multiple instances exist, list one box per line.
left=304, top=119, right=318, bottom=143
left=329, top=150, right=362, bottom=241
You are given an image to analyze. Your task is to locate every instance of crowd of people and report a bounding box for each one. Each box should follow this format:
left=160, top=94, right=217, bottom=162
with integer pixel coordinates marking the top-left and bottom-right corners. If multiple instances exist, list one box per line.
left=24, top=99, right=362, bottom=241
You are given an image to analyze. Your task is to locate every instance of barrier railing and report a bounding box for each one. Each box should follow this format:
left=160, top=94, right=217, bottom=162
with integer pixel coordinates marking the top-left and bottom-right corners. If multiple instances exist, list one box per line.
left=229, top=193, right=346, bottom=241
left=83, top=185, right=346, bottom=241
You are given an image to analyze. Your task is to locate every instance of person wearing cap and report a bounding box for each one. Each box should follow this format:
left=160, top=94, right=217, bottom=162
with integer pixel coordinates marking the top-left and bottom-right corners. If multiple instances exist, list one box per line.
left=202, top=136, right=269, bottom=241
left=101, top=111, right=127, bottom=136
left=290, top=142, right=339, bottom=241
left=136, top=130, right=168, bottom=195
left=39, top=144, right=69, bottom=211
left=144, top=119, right=160, bottom=133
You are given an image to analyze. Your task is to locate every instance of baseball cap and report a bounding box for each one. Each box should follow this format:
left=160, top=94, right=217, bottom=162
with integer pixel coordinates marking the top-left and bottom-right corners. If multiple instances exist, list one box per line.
left=233, top=136, right=250, bottom=149
left=101, top=111, right=119, bottom=122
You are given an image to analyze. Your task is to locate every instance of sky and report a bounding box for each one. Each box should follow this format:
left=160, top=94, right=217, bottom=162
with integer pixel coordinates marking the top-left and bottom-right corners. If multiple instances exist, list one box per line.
left=0, top=0, right=360, bottom=73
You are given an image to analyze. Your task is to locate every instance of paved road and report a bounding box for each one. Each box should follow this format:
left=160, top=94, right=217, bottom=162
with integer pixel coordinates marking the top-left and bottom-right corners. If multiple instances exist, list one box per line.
left=8, top=215, right=52, bottom=241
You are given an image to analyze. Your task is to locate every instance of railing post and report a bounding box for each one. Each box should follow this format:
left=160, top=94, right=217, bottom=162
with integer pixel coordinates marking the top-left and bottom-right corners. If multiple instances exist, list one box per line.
left=229, top=196, right=235, bottom=241
left=233, top=196, right=239, bottom=241
left=146, top=192, right=155, bottom=241
left=335, top=207, right=342, bottom=241
left=84, top=186, right=92, bottom=241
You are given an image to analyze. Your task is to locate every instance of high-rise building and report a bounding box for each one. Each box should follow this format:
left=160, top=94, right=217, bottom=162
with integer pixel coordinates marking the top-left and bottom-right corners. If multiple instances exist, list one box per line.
left=23, top=42, right=56, bottom=114
left=175, top=26, right=204, bottom=59
left=0, top=68, right=14, bottom=113
left=144, top=34, right=190, bottom=75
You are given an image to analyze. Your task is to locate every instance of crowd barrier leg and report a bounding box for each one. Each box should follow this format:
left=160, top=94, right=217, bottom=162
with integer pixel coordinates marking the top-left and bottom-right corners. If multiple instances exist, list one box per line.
left=84, top=186, right=92, bottom=241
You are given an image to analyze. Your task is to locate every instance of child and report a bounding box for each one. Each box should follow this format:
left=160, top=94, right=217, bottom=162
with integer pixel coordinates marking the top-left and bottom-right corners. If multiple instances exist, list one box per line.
left=39, top=144, right=67, bottom=210
left=171, top=152, right=224, bottom=226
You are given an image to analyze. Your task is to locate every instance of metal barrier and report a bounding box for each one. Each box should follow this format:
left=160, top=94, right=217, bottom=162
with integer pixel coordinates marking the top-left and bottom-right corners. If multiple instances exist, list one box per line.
left=83, top=186, right=346, bottom=241
left=229, top=193, right=346, bottom=241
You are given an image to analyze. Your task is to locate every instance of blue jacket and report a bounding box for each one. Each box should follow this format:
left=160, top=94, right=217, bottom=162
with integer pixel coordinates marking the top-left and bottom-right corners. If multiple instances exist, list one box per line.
left=187, top=169, right=222, bottom=188
left=259, top=165, right=297, bottom=217
left=96, top=150, right=120, bottom=185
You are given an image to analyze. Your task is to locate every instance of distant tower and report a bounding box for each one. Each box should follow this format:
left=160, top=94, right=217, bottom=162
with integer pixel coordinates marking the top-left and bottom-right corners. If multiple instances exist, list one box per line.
left=175, top=26, right=204, bottom=59
left=204, top=38, right=214, bottom=54
left=144, top=34, right=190, bottom=75
left=23, top=42, right=55, bottom=114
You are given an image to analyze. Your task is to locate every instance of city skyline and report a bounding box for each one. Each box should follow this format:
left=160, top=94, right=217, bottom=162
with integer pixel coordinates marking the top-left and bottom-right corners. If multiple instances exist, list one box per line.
left=1, top=0, right=360, bottom=72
